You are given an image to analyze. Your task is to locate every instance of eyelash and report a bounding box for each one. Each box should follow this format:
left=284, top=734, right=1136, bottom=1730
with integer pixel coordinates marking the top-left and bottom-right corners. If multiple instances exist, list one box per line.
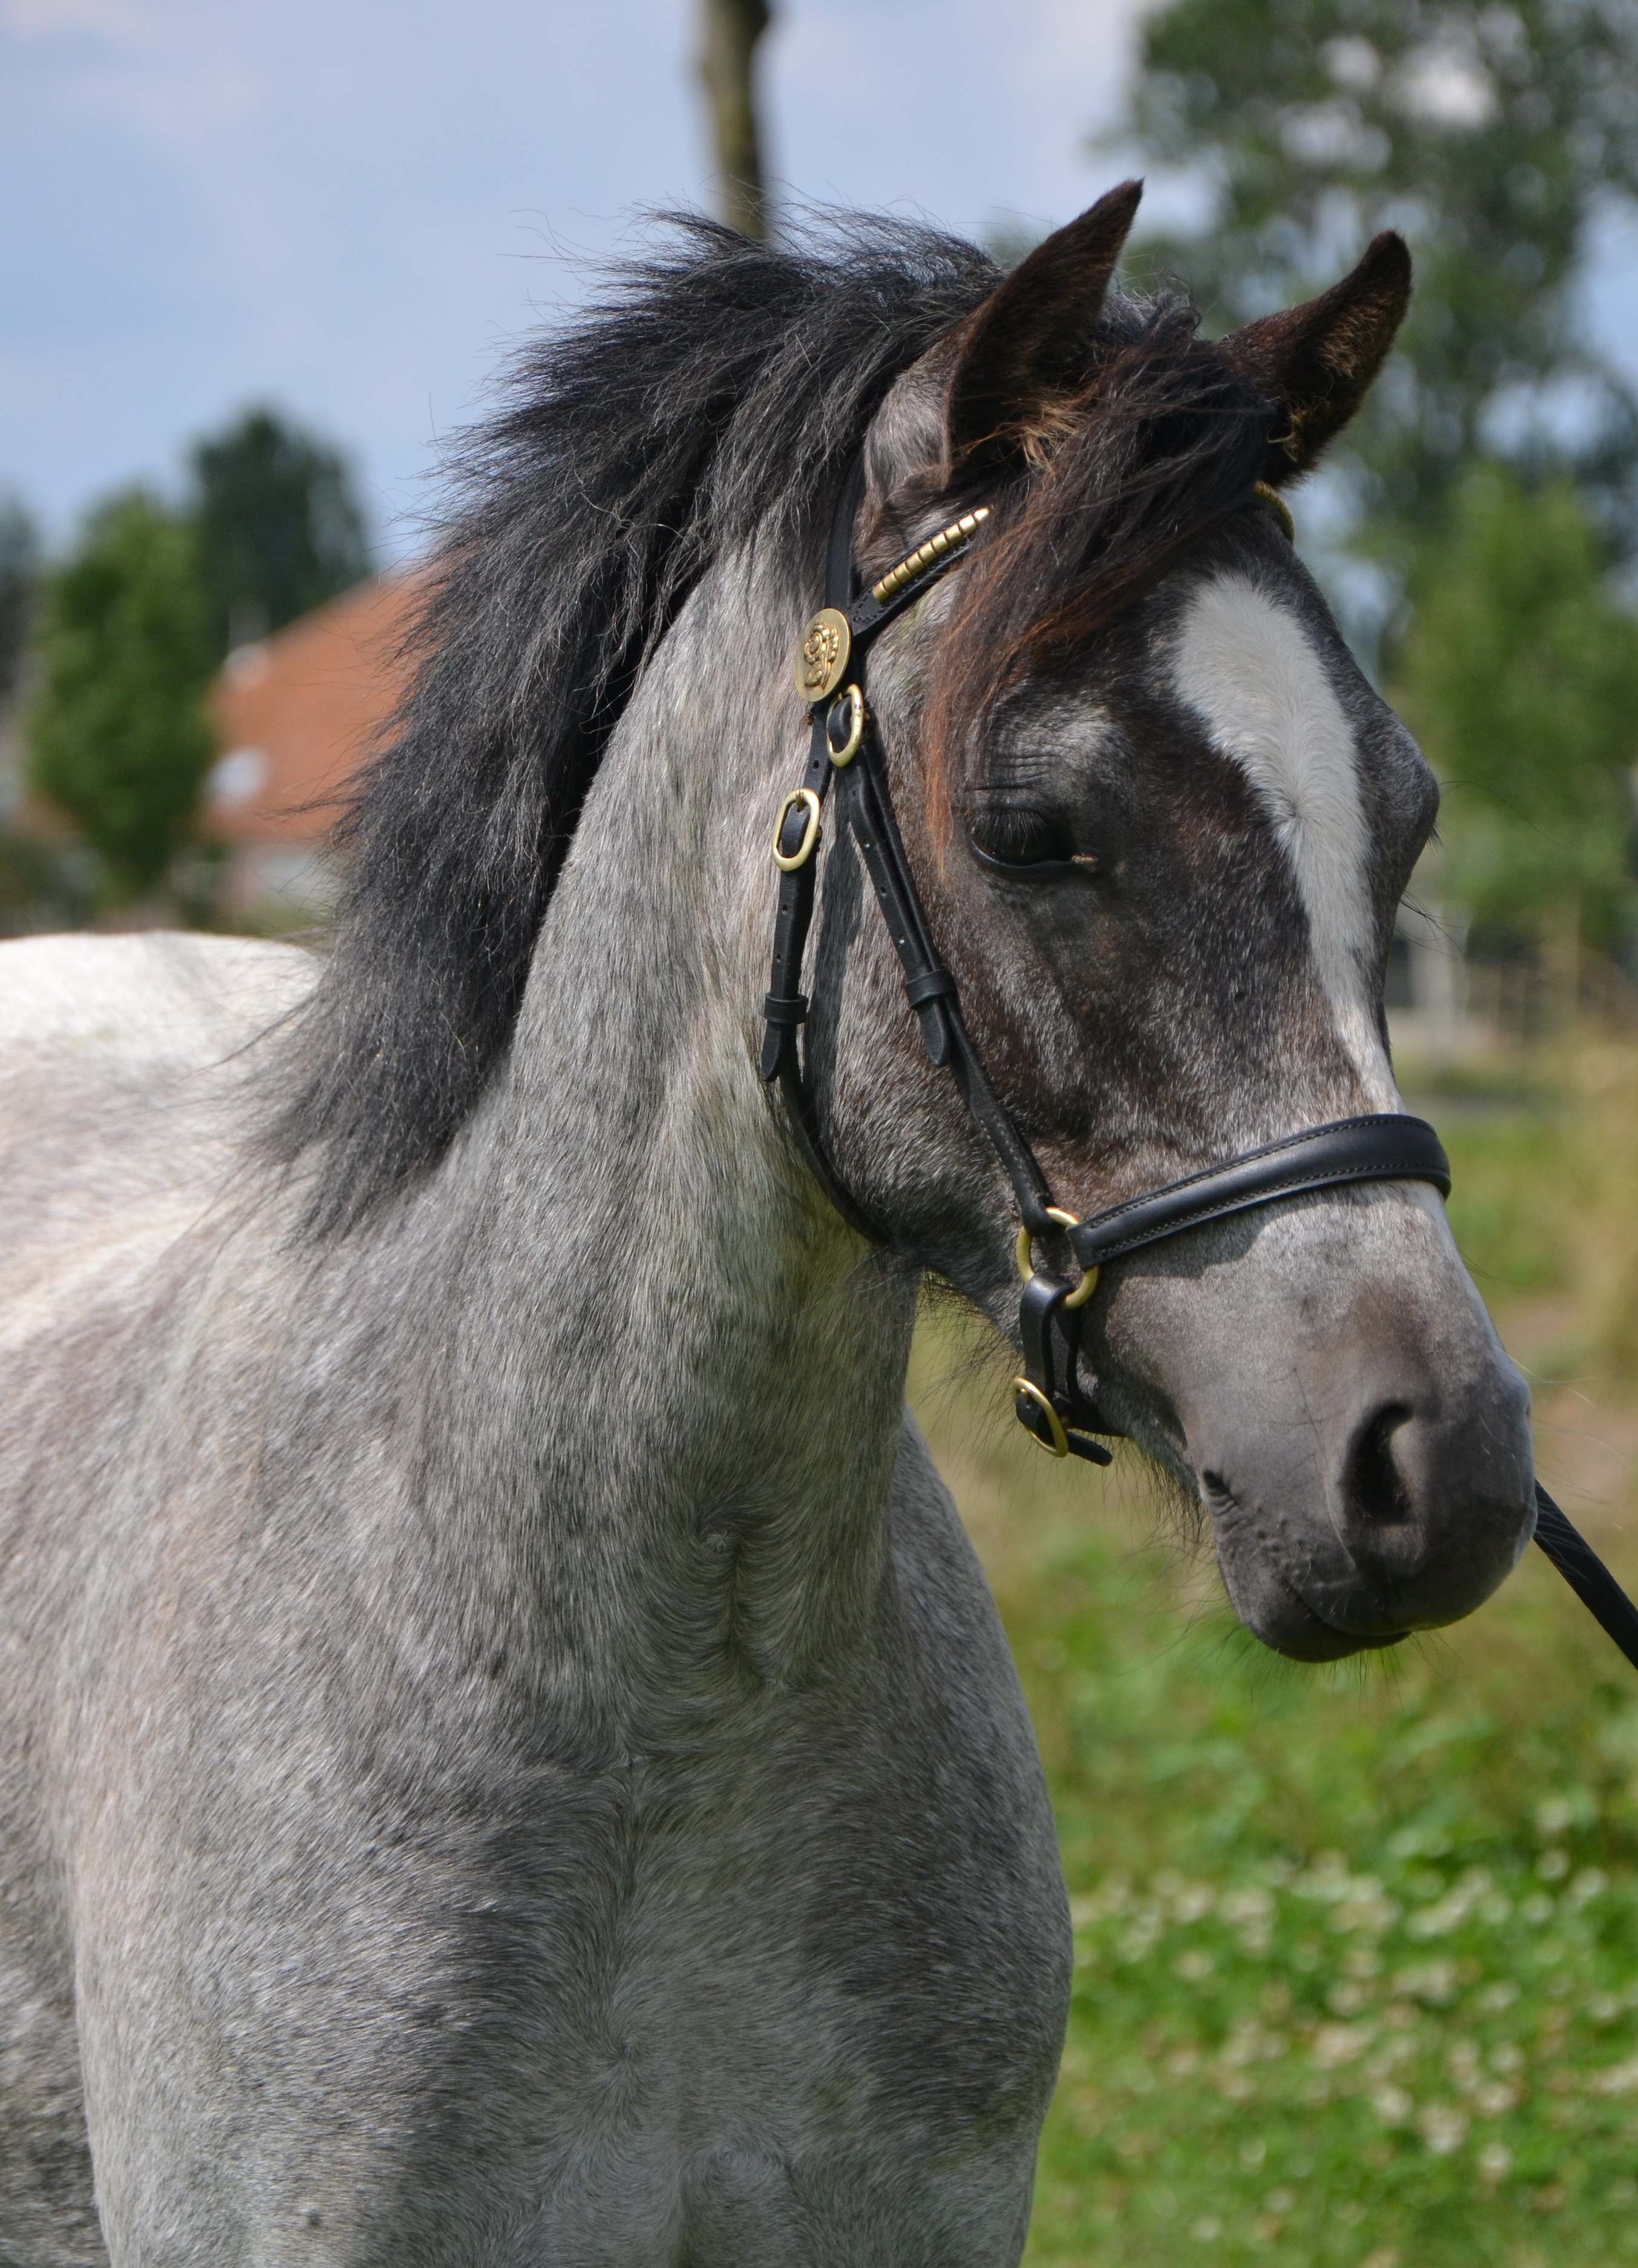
left=966, top=805, right=1093, bottom=877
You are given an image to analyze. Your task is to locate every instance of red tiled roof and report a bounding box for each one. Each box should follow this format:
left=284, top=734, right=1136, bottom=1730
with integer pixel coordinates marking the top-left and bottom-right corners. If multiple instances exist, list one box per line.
left=206, top=573, right=424, bottom=847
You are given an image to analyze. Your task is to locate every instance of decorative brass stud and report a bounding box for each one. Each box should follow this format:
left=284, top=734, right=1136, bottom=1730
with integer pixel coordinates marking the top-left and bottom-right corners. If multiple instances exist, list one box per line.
left=793, top=607, right=852, bottom=703
left=794, top=507, right=992, bottom=703
left=870, top=506, right=990, bottom=606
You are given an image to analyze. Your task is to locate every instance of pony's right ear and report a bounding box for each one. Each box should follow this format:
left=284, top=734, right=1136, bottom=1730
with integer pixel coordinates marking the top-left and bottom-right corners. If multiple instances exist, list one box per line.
left=942, top=181, right=1143, bottom=477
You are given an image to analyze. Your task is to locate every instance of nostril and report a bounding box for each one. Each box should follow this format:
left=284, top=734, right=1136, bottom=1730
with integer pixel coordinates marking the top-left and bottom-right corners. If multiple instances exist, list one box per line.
left=1344, top=1404, right=1415, bottom=1525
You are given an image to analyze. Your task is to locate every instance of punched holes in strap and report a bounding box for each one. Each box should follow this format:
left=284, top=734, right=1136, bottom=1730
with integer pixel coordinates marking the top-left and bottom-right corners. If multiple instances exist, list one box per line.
left=759, top=684, right=838, bottom=1088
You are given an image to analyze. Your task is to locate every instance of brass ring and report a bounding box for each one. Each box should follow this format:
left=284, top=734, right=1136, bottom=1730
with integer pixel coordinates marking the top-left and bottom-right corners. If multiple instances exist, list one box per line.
left=1012, top=1377, right=1070, bottom=1458
left=827, top=684, right=865, bottom=768
left=771, top=787, right=822, bottom=872
left=1014, top=1206, right=1099, bottom=1310
left=1062, top=1260, right=1099, bottom=1311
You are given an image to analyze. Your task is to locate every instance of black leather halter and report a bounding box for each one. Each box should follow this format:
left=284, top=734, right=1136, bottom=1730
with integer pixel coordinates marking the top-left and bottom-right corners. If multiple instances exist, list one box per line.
left=759, top=463, right=1638, bottom=1673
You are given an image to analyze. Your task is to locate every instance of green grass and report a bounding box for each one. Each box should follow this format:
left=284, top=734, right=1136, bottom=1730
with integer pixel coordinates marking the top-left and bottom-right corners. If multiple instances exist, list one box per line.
left=908, top=1034, right=1638, bottom=2266
left=1011, top=1517, right=1638, bottom=2267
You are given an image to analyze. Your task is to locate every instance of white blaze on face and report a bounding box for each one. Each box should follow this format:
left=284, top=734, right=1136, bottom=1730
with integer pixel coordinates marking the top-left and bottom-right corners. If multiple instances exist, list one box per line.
left=1172, top=574, right=1398, bottom=1105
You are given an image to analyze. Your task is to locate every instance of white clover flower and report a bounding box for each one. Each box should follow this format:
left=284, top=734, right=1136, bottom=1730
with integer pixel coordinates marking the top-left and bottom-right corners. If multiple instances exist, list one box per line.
left=1417, top=2102, right=1470, bottom=2154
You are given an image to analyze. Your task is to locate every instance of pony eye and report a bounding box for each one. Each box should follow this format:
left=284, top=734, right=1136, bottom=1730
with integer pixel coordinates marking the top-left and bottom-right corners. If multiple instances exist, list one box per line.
left=966, top=805, right=1079, bottom=874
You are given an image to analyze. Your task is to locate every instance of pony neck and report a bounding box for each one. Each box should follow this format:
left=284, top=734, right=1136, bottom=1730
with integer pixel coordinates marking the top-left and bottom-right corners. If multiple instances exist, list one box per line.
left=424, top=563, right=920, bottom=1697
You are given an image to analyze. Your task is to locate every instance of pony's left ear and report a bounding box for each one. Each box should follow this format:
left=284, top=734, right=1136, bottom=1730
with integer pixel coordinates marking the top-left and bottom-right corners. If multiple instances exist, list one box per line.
left=942, top=180, right=1144, bottom=476
left=1217, top=232, right=1412, bottom=484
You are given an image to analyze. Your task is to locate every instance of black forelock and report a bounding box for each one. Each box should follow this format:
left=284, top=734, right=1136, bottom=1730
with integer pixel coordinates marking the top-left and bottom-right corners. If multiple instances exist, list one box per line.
left=919, top=291, right=1274, bottom=841
left=266, top=213, right=999, bottom=1234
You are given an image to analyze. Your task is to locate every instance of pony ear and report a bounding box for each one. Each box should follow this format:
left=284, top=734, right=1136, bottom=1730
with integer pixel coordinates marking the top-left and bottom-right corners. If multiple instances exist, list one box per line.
left=942, top=180, right=1144, bottom=474
left=1217, top=232, right=1412, bottom=484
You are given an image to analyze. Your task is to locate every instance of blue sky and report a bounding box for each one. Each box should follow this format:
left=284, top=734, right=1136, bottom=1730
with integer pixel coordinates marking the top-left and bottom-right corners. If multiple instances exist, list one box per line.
left=0, top=0, right=1146, bottom=555
left=4, top=0, right=1636, bottom=561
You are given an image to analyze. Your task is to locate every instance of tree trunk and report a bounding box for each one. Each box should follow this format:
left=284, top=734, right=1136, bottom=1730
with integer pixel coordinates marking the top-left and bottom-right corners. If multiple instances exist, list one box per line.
left=697, top=0, right=772, bottom=240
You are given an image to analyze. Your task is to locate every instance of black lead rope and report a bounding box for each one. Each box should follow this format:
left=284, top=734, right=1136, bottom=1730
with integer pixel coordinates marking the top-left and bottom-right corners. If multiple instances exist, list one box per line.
left=761, top=460, right=1638, bottom=1671
left=1533, top=1487, right=1638, bottom=1672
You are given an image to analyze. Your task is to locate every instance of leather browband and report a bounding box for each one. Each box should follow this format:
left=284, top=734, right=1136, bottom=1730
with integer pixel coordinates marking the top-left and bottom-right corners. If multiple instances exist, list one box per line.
left=756, top=457, right=1638, bottom=1679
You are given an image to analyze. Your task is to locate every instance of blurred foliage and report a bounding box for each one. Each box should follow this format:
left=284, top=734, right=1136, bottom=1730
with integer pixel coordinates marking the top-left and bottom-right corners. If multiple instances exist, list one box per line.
left=1, top=406, right=366, bottom=926
left=1025, top=1596, right=1638, bottom=2268
left=24, top=491, right=215, bottom=903
left=1392, top=467, right=1638, bottom=947
left=1105, top=0, right=1638, bottom=954
left=189, top=405, right=369, bottom=659
left=0, top=834, right=91, bottom=939
left=0, top=489, right=39, bottom=703
left=910, top=1031, right=1638, bottom=2266
left=1421, top=1031, right=1638, bottom=1385
left=1108, top=0, right=1638, bottom=543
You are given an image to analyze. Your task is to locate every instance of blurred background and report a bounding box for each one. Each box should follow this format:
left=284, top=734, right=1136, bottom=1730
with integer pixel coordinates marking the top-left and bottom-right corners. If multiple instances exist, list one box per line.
left=7, top=3, right=1638, bottom=2261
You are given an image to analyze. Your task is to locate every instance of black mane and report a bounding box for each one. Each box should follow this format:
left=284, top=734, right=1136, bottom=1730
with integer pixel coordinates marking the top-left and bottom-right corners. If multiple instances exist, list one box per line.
left=269, top=215, right=999, bottom=1232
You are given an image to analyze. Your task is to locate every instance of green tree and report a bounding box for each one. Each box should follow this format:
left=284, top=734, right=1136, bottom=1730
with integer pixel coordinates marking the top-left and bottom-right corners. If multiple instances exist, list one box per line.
left=1109, top=0, right=1638, bottom=540
left=1393, top=467, right=1638, bottom=946
left=25, top=491, right=215, bottom=902
left=0, top=489, right=38, bottom=703
left=189, top=406, right=369, bottom=658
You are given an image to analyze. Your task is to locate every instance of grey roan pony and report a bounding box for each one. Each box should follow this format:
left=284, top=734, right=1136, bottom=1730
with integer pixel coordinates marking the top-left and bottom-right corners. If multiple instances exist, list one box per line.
left=0, top=185, right=1533, bottom=2264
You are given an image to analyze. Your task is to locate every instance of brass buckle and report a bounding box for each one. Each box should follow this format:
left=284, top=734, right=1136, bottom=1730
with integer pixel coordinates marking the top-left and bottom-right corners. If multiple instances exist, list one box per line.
left=1012, top=1377, right=1070, bottom=1458
left=1014, top=1206, right=1099, bottom=1310
left=771, top=787, right=823, bottom=872
left=827, top=684, right=865, bottom=768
